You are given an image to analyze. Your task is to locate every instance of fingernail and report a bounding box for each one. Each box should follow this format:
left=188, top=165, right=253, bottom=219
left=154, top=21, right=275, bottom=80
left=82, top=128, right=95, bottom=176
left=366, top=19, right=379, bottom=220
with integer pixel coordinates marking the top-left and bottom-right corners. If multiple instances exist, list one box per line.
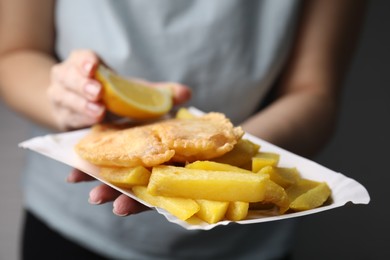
left=85, top=83, right=100, bottom=98
left=84, top=62, right=93, bottom=74
left=88, top=198, right=102, bottom=205
left=66, top=176, right=75, bottom=183
left=113, top=208, right=129, bottom=217
left=86, top=102, right=104, bottom=115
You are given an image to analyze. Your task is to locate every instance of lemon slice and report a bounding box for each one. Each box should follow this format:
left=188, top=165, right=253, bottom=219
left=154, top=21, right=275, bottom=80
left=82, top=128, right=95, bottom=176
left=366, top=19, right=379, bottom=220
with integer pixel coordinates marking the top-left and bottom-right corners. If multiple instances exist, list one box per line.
left=95, top=65, right=173, bottom=119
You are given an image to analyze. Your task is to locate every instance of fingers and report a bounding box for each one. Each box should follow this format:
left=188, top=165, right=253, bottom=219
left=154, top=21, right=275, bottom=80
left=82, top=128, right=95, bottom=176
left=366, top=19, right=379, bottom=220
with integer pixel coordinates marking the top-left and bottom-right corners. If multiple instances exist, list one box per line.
left=68, top=169, right=148, bottom=215
left=160, top=83, right=192, bottom=105
left=144, top=81, right=192, bottom=105
left=50, top=50, right=102, bottom=101
left=48, top=82, right=105, bottom=117
left=48, top=48, right=191, bottom=130
left=66, top=169, right=96, bottom=183
left=88, top=184, right=149, bottom=216
left=113, top=194, right=149, bottom=216
left=51, top=65, right=102, bottom=102
left=130, top=78, right=192, bottom=106
left=89, top=184, right=122, bottom=204
left=68, top=49, right=100, bottom=78
left=68, top=170, right=147, bottom=215
left=48, top=49, right=106, bottom=130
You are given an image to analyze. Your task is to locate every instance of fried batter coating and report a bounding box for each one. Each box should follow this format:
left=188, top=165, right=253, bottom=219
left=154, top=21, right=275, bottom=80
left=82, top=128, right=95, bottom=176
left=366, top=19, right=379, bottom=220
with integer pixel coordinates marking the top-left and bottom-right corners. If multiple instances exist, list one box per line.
left=75, top=112, right=244, bottom=167
left=75, top=124, right=175, bottom=167
left=153, top=113, right=244, bottom=162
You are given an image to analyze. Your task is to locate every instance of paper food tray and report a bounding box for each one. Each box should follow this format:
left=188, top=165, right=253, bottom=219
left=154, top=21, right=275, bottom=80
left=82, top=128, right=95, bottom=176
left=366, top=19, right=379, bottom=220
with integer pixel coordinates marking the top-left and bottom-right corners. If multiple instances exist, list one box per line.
left=19, top=107, right=370, bottom=230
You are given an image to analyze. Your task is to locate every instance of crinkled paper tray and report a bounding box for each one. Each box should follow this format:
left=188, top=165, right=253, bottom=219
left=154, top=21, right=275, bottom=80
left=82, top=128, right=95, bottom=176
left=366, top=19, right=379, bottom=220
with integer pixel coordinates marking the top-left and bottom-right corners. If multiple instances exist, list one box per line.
left=19, top=107, right=370, bottom=230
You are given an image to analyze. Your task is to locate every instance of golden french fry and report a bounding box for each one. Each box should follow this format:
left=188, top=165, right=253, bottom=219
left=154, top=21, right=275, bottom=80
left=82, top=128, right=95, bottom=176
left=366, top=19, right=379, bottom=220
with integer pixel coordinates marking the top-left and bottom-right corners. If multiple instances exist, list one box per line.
left=185, top=160, right=252, bottom=174
left=99, top=166, right=151, bottom=188
left=226, top=201, right=249, bottom=221
left=288, top=181, right=331, bottom=211
left=286, top=179, right=320, bottom=202
left=262, top=179, right=289, bottom=214
left=195, top=200, right=229, bottom=224
left=147, top=165, right=269, bottom=202
left=259, top=166, right=300, bottom=189
left=252, top=152, right=280, bottom=172
left=212, top=139, right=260, bottom=167
left=132, top=186, right=199, bottom=221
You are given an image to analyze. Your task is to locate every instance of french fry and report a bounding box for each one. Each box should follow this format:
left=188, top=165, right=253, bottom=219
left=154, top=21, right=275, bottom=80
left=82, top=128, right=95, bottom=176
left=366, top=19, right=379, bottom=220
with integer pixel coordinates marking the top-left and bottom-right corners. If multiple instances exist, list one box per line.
left=132, top=186, right=200, bottom=221
left=185, top=160, right=252, bottom=174
left=226, top=201, right=249, bottom=221
left=252, top=152, right=280, bottom=172
left=212, top=139, right=260, bottom=167
left=262, top=179, right=289, bottom=214
left=195, top=200, right=229, bottom=224
left=147, top=165, right=269, bottom=202
left=99, top=166, right=151, bottom=188
left=259, top=166, right=300, bottom=189
left=286, top=179, right=320, bottom=202
left=287, top=181, right=331, bottom=211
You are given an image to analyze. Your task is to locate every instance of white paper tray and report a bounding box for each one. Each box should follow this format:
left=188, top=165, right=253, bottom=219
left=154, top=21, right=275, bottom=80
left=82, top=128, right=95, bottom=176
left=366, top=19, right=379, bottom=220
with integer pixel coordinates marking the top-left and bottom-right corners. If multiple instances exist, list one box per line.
left=19, top=107, right=370, bottom=230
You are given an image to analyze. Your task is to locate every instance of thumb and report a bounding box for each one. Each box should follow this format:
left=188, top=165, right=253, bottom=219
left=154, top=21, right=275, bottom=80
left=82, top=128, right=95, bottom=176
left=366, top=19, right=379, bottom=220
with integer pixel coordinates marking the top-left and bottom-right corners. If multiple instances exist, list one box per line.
left=156, top=83, right=192, bottom=105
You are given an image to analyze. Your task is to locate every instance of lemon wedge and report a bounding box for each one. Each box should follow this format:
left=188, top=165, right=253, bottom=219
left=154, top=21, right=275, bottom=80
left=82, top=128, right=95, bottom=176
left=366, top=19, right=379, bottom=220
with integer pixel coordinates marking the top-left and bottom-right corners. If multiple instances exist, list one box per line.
left=95, top=65, right=173, bottom=119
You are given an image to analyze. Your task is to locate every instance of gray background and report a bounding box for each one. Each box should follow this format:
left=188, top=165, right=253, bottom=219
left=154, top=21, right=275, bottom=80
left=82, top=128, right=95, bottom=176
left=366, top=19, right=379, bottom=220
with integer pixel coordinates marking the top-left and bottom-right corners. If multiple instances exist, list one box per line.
left=0, top=0, right=389, bottom=259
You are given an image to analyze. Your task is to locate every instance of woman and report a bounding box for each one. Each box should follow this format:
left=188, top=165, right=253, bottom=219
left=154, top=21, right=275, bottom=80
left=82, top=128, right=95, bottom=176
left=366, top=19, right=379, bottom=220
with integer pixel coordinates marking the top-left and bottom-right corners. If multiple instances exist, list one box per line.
left=0, top=0, right=366, bottom=259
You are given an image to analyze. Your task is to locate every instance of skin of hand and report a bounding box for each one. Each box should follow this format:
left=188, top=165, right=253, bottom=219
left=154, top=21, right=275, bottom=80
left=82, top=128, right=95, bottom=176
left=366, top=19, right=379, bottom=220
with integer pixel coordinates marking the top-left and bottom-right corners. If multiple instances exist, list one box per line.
left=0, top=0, right=365, bottom=217
left=47, top=49, right=192, bottom=131
left=47, top=50, right=105, bottom=130
left=67, top=169, right=150, bottom=216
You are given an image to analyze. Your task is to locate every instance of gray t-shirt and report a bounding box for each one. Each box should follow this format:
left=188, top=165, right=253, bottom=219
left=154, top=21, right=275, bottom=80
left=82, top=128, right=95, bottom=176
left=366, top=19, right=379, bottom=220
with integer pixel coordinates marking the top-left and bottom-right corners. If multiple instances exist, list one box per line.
left=24, top=0, right=301, bottom=259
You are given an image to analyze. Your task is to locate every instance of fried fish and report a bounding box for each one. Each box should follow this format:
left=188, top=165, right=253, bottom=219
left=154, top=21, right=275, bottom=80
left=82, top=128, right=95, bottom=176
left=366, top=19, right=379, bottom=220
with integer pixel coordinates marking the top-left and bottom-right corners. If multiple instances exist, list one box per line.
left=154, top=113, right=244, bottom=162
left=75, top=112, right=244, bottom=167
left=75, top=124, right=175, bottom=167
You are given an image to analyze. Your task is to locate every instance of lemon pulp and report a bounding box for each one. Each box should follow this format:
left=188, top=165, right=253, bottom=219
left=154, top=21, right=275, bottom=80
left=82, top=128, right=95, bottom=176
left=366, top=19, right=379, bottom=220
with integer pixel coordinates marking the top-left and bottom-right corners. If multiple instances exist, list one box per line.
left=95, top=65, right=173, bottom=119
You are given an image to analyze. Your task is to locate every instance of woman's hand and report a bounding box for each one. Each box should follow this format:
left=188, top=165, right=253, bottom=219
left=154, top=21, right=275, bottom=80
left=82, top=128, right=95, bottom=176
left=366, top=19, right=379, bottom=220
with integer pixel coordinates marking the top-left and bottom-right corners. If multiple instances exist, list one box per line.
left=47, top=50, right=105, bottom=131
left=47, top=49, right=192, bottom=131
left=68, top=169, right=149, bottom=216
left=62, top=51, right=192, bottom=216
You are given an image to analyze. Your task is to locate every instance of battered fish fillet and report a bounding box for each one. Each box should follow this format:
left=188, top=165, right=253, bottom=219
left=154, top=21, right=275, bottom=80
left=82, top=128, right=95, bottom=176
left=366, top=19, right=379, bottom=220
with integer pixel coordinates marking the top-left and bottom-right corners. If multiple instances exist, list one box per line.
left=153, top=113, right=244, bottom=162
left=75, top=112, right=244, bottom=167
left=75, top=124, right=175, bottom=167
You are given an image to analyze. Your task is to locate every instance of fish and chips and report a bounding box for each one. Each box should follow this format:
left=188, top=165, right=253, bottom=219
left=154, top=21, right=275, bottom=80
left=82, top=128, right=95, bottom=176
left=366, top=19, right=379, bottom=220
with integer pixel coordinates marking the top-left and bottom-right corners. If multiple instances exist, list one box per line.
left=74, top=109, right=331, bottom=224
